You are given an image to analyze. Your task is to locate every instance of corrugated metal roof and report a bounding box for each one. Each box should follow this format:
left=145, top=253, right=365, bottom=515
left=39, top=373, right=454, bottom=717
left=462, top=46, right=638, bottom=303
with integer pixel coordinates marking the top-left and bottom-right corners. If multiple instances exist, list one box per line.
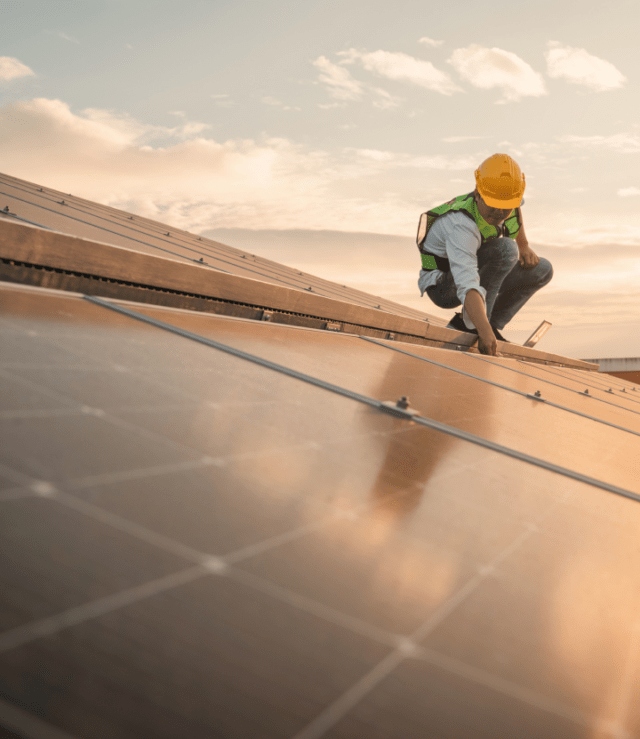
left=2, top=175, right=639, bottom=739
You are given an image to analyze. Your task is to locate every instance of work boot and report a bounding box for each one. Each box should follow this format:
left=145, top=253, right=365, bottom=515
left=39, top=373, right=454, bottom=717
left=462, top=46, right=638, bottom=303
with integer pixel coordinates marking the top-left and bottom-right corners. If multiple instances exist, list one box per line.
left=447, top=312, right=477, bottom=335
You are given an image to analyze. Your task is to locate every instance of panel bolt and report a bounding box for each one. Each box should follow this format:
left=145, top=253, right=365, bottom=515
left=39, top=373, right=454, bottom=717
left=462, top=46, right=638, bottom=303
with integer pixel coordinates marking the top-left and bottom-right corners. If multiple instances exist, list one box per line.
left=534, top=390, right=542, bottom=397
left=608, top=388, right=613, bottom=393
left=198, top=257, right=204, bottom=263
left=622, top=388, right=626, bottom=393
left=583, top=389, right=590, bottom=395
left=396, top=396, right=409, bottom=410
left=3, top=205, right=8, bottom=212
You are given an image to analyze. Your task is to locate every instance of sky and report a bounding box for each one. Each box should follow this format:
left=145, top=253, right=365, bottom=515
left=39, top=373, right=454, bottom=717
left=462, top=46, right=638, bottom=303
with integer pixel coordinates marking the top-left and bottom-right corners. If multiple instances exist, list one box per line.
left=2, top=0, right=640, bottom=358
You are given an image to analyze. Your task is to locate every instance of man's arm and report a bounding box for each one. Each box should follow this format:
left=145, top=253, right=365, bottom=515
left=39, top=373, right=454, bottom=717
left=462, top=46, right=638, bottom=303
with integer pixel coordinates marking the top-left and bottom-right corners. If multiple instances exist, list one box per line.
left=464, top=289, right=497, bottom=356
left=440, top=217, right=497, bottom=355
left=515, top=208, right=540, bottom=269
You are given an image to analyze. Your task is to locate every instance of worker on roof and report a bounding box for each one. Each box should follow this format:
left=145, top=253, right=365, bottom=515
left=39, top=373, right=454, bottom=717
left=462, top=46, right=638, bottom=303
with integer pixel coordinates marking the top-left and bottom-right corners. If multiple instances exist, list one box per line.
left=416, top=153, right=553, bottom=356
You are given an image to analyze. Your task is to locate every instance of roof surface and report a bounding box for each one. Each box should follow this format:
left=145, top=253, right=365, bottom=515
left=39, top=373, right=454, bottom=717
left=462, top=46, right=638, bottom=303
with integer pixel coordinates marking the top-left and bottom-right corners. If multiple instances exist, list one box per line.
left=2, top=174, right=640, bottom=739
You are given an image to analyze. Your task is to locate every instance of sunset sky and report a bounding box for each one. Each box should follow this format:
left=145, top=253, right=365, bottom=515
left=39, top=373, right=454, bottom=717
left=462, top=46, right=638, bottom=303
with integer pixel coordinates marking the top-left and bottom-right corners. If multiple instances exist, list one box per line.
left=2, top=0, right=639, bottom=358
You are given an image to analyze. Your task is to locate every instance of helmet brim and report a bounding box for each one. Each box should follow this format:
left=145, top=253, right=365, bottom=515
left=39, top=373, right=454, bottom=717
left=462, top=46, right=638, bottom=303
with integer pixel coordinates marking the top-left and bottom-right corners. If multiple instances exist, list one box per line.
left=479, top=192, right=523, bottom=209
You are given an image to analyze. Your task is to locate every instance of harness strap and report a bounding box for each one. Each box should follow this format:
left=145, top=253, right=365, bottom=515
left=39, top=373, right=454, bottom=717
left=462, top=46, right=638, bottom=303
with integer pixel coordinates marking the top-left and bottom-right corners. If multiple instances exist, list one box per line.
left=420, top=250, right=451, bottom=272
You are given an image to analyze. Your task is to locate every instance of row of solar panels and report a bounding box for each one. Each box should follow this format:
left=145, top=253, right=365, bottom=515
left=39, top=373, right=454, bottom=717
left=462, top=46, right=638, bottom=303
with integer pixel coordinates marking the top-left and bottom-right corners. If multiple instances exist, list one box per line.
left=0, top=172, right=444, bottom=325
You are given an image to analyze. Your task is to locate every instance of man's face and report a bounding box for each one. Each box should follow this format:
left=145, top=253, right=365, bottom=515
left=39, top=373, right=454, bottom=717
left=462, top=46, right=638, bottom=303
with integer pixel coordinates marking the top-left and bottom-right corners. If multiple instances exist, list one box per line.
left=474, top=192, right=513, bottom=226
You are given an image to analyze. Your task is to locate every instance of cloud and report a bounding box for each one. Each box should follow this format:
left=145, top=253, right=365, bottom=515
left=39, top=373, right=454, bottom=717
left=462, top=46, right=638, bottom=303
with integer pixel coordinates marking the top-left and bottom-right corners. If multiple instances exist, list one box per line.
left=352, top=149, right=396, bottom=162
left=211, top=94, right=234, bottom=108
left=530, top=222, right=640, bottom=249
left=369, top=87, right=402, bottom=110
left=418, top=37, right=444, bottom=48
left=0, top=97, right=491, bottom=235
left=340, top=49, right=461, bottom=95
left=618, top=187, right=640, bottom=197
left=0, top=57, right=35, bottom=82
left=44, top=30, right=80, bottom=44
left=545, top=42, right=626, bottom=91
left=6, top=99, right=154, bottom=149
left=442, top=136, right=485, bottom=143
left=312, top=54, right=402, bottom=108
left=447, top=45, right=547, bottom=102
left=1, top=96, right=443, bottom=234
left=312, top=55, right=364, bottom=101
left=261, top=96, right=301, bottom=111
left=559, top=132, right=640, bottom=154
left=345, top=148, right=476, bottom=171
left=169, top=110, right=212, bottom=137
left=403, top=155, right=477, bottom=170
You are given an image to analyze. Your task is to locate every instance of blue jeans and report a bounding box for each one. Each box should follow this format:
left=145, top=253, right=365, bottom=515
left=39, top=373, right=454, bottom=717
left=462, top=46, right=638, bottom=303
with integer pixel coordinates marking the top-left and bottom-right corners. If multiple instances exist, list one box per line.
left=425, top=238, right=553, bottom=330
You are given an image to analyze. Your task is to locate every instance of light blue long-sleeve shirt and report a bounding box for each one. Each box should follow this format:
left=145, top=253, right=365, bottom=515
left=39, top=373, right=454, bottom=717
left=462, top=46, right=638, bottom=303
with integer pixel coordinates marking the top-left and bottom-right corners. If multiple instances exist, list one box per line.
left=417, top=211, right=487, bottom=306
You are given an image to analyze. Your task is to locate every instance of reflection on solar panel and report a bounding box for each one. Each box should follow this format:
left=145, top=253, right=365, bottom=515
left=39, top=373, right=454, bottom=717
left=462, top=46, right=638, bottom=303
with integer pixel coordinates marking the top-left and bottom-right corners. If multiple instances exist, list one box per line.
left=2, top=173, right=640, bottom=739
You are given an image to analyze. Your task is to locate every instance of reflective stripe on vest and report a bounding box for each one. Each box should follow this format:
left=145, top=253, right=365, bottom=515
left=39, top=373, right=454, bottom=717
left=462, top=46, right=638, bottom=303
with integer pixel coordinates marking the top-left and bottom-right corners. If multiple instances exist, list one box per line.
left=416, top=192, right=522, bottom=270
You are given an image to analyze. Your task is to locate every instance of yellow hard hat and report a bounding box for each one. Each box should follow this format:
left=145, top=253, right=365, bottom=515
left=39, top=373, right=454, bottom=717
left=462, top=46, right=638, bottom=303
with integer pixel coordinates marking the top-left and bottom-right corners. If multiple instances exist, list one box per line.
left=474, top=153, right=525, bottom=209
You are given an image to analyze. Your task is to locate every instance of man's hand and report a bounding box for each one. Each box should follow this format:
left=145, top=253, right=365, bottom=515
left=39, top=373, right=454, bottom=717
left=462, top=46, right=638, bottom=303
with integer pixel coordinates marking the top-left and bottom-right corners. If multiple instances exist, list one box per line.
left=518, top=244, right=540, bottom=270
left=477, top=328, right=498, bottom=356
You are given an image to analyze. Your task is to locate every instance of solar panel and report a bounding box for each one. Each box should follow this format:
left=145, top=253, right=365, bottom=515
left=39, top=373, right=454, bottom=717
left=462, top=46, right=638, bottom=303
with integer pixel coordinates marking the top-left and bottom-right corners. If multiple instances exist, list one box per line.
left=0, top=172, right=439, bottom=324
left=2, top=279, right=640, bottom=739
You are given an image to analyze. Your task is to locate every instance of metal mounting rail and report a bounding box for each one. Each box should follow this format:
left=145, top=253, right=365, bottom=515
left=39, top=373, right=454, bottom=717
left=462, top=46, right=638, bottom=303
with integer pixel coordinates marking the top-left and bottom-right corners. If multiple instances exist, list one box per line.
left=0, top=211, right=53, bottom=230
left=84, top=295, right=640, bottom=506
left=358, top=336, right=640, bottom=439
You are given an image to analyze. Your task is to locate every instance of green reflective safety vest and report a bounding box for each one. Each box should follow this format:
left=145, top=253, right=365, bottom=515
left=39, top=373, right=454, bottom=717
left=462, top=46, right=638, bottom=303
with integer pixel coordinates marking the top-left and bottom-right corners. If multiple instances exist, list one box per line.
left=416, top=192, right=522, bottom=271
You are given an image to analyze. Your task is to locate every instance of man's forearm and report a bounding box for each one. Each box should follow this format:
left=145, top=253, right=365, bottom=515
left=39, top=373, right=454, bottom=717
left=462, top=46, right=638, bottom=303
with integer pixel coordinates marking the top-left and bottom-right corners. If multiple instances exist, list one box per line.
left=464, top=289, right=497, bottom=356
left=464, top=289, right=491, bottom=334
left=515, top=219, right=539, bottom=268
left=516, top=227, right=528, bottom=251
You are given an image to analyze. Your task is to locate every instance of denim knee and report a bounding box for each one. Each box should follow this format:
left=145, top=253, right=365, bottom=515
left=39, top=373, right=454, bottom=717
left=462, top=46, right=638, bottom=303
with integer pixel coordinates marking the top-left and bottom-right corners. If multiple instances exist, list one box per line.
left=425, top=282, right=461, bottom=310
left=480, top=237, right=518, bottom=268
left=536, top=257, right=553, bottom=285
